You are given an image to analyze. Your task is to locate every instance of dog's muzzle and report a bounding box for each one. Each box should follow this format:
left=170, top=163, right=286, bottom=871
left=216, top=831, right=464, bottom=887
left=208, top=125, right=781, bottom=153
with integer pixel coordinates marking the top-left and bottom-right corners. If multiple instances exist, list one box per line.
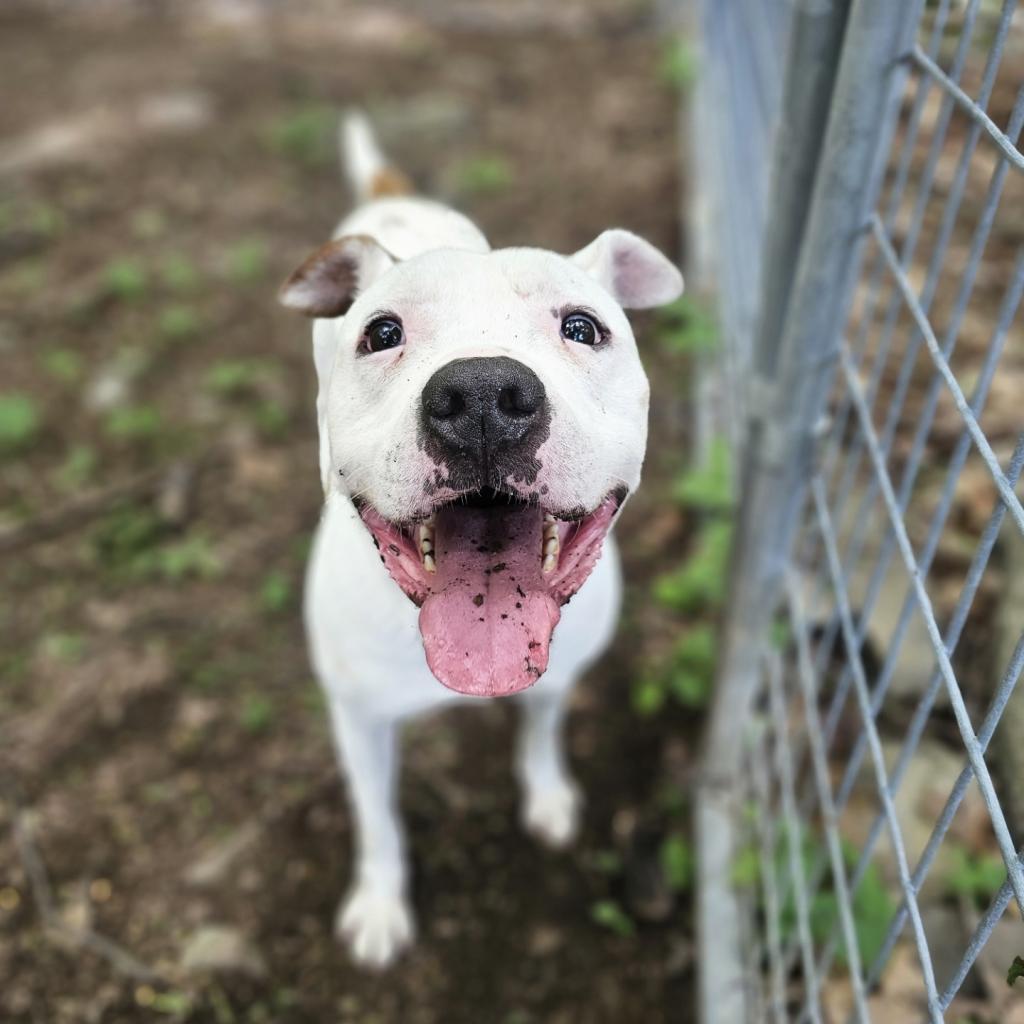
left=420, top=356, right=549, bottom=481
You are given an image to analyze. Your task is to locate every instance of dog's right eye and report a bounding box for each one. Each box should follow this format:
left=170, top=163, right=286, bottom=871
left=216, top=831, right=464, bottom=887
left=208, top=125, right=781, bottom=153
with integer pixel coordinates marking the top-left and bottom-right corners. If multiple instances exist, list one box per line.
left=363, top=318, right=404, bottom=354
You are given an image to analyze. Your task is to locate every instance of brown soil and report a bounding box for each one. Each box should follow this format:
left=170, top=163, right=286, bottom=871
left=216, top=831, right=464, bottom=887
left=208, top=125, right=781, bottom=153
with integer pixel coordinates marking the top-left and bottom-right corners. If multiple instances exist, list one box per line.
left=0, top=3, right=700, bottom=1022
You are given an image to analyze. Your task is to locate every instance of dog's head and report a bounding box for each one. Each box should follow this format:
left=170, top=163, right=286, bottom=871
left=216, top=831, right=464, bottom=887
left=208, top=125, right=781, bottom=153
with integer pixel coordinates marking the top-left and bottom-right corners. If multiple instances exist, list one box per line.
left=280, top=230, right=682, bottom=697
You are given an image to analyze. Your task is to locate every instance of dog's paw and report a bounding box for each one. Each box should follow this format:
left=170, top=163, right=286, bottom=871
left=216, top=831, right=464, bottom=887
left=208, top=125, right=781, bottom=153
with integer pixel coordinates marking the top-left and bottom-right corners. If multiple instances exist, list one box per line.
left=522, top=781, right=581, bottom=849
left=335, top=884, right=414, bottom=969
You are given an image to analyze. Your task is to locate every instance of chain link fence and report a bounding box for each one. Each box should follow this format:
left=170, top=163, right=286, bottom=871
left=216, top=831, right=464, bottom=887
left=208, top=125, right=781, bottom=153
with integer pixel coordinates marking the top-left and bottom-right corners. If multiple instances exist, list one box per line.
left=688, top=0, right=1024, bottom=1020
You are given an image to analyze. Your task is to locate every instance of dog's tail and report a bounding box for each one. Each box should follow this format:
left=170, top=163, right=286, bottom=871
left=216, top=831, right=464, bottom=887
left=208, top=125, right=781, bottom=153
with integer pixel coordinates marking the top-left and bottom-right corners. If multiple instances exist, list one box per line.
left=340, top=110, right=414, bottom=202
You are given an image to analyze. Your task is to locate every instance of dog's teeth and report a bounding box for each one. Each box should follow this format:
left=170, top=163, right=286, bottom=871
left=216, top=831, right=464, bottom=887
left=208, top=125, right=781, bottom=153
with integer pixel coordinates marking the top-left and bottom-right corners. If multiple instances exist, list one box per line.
left=544, top=536, right=559, bottom=556
left=542, top=552, right=558, bottom=574
left=544, top=512, right=557, bottom=524
left=418, top=525, right=435, bottom=553
left=423, top=552, right=436, bottom=573
left=543, top=522, right=559, bottom=542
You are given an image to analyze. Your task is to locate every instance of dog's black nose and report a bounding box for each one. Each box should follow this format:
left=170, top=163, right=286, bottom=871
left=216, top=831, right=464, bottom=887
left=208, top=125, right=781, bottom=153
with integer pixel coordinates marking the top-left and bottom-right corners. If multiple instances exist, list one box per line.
left=421, top=357, right=548, bottom=465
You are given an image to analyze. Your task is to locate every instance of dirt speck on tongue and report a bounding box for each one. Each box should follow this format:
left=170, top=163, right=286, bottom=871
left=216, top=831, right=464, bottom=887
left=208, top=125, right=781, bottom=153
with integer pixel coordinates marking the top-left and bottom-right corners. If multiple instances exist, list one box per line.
left=418, top=503, right=561, bottom=697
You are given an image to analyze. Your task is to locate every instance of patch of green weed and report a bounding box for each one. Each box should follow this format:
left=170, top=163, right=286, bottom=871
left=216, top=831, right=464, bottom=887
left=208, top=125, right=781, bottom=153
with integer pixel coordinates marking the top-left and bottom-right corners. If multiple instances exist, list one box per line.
left=253, top=399, right=289, bottom=439
left=652, top=519, right=732, bottom=613
left=30, top=202, right=65, bottom=238
left=659, top=37, right=698, bottom=91
left=160, top=253, right=201, bottom=293
left=260, top=570, right=293, bottom=613
left=672, top=435, right=732, bottom=512
left=590, top=900, right=635, bottom=937
left=54, top=444, right=97, bottom=489
left=1009, top=955, right=1024, bottom=987
left=656, top=295, right=717, bottom=354
left=661, top=832, right=694, bottom=892
left=205, top=359, right=266, bottom=397
left=104, top=258, right=148, bottom=302
left=41, top=348, right=83, bottom=384
left=151, top=534, right=222, bottom=582
left=455, top=155, right=514, bottom=194
left=946, top=847, right=1007, bottom=909
left=241, top=694, right=274, bottom=735
left=159, top=304, right=203, bottom=341
left=92, top=503, right=166, bottom=569
left=265, top=105, right=334, bottom=166
left=40, top=631, right=85, bottom=662
left=104, top=404, right=162, bottom=441
left=224, top=238, right=269, bottom=285
left=0, top=393, right=40, bottom=452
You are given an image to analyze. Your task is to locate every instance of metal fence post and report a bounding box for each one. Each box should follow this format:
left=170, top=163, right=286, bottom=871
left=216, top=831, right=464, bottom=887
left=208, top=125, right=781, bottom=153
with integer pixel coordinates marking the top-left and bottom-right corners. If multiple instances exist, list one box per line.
left=695, top=1, right=925, bottom=1020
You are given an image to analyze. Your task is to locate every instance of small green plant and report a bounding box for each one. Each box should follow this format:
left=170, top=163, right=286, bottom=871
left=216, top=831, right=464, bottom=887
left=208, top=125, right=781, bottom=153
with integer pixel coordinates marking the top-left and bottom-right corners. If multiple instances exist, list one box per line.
left=159, top=304, right=203, bottom=341
left=104, top=404, right=162, bottom=441
left=157, top=536, right=220, bottom=585
left=666, top=625, right=716, bottom=707
left=54, top=444, right=97, bottom=489
left=653, top=519, right=732, bottom=613
left=0, top=393, right=40, bottom=452
left=590, top=900, right=635, bottom=937
left=455, top=155, right=514, bottom=195
left=585, top=849, right=624, bottom=876
left=30, top=202, right=64, bottom=238
left=224, top=238, right=269, bottom=285
left=260, top=569, right=293, bottom=613
left=149, top=990, right=192, bottom=1016
left=40, top=631, right=85, bottom=662
left=634, top=624, right=718, bottom=713
left=241, top=694, right=274, bottom=735
left=776, top=838, right=894, bottom=968
left=731, top=845, right=761, bottom=888
left=660, top=833, right=694, bottom=893
left=656, top=295, right=717, bottom=354
left=104, top=258, right=148, bottom=301
left=945, top=848, right=1006, bottom=909
left=265, top=104, right=334, bottom=166
left=253, top=399, right=289, bottom=439
left=1009, top=955, right=1024, bottom=987
left=659, top=37, right=698, bottom=92
left=631, top=677, right=667, bottom=717
left=205, top=359, right=266, bottom=397
left=159, top=253, right=201, bottom=293
left=152, top=535, right=222, bottom=582
left=672, top=436, right=732, bottom=512
left=92, top=503, right=166, bottom=569
left=41, top=348, right=83, bottom=384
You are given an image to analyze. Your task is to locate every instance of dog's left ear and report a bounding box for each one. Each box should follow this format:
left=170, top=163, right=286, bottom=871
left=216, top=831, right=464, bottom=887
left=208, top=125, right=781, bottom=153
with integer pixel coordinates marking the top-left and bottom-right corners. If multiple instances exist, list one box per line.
left=570, top=229, right=683, bottom=309
left=279, top=234, right=396, bottom=318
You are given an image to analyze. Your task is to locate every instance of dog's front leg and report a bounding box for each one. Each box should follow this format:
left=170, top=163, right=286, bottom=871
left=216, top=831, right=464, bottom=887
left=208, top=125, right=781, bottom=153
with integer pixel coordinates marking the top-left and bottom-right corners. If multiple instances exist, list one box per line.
left=327, top=700, right=413, bottom=968
left=515, top=686, right=581, bottom=849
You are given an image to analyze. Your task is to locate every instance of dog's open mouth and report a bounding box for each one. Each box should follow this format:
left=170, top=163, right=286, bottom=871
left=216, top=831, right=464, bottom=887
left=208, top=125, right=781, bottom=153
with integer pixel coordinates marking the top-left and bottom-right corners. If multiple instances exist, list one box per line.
left=358, top=487, right=624, bottom=697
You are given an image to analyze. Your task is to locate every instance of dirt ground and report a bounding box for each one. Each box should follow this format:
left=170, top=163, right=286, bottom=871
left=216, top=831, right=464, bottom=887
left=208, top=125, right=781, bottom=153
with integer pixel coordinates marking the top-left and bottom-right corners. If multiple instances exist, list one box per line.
left=0, top=3, right=701, bottom=1022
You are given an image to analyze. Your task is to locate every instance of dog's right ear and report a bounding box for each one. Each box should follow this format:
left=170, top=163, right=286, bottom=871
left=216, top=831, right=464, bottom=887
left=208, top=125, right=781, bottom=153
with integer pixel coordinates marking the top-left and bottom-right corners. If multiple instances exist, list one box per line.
left=278, top=234, right=395, bottom=318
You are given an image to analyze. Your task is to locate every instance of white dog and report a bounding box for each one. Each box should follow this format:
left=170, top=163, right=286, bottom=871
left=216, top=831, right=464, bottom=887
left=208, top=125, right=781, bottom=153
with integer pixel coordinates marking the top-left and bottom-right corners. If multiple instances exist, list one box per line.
left=278, top=114, right=683, bottom=968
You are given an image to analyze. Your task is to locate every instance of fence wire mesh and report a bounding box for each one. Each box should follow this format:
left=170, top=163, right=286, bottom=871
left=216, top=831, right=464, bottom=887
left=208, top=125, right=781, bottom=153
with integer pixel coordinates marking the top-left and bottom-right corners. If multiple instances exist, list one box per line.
left=690, top=0, right=1024, bottom=1021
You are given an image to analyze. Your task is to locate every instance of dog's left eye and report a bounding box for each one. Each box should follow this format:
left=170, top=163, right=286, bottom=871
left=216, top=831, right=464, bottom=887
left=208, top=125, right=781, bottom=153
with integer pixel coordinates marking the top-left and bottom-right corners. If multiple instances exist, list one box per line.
left=560, top=313, right=602, bottom=346
left=363, top=318, right=404, bottom=353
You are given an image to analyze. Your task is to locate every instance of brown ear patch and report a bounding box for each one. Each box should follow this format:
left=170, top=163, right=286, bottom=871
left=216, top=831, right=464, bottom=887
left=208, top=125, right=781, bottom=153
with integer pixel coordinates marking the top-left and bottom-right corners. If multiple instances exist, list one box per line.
left=278, top=234, right=395, bottom=319
left=370, top=166, right=414, bottom=198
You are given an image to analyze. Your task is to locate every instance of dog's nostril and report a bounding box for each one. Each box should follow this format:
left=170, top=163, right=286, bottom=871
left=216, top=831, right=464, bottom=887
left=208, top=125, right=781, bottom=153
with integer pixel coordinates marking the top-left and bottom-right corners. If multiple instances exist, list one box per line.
left=498, top=386, right=526, bottom=417
left=430, top=388, right=465, bottom=420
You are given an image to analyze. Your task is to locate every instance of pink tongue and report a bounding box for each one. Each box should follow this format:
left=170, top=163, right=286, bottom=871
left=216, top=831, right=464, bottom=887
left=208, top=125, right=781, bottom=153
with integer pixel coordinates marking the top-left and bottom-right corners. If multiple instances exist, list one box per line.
left=419, top=504, right=560, bottom=697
